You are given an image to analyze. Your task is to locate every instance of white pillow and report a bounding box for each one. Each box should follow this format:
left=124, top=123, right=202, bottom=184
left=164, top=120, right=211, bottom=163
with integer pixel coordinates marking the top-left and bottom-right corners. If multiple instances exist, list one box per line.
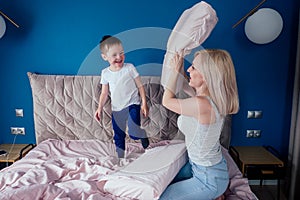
left=101, top=141, right=187, bottom=200
left=161, top=1, right=218, bottom=93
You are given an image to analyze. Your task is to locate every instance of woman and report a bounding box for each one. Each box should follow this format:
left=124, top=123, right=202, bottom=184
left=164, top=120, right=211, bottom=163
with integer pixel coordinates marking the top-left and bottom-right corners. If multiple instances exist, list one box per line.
left=160, top=49, right=239, bottom=200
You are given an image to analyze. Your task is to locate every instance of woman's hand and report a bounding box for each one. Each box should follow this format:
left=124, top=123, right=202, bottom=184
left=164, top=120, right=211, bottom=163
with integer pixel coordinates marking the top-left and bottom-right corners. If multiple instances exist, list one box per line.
left=170, top=52, right=184, bottom=73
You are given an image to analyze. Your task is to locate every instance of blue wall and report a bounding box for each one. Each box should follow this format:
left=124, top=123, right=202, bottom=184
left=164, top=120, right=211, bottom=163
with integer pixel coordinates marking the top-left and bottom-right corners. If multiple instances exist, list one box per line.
left=0, top=0, right=299, bottom=159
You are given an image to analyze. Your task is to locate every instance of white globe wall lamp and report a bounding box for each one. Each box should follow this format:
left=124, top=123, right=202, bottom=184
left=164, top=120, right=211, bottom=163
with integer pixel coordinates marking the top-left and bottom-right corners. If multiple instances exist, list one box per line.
left=245, top=8, right=283, bottom=44
left=0, top=15, right=6, bottom=38
left=232, top=0, right=283, bottom=44
left=0, top=10, right=20, bottom=39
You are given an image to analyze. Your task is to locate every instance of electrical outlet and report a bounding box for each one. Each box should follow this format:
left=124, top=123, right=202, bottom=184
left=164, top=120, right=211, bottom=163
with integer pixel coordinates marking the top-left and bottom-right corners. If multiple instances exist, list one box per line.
left=246, top=129, right=261, bottom=138
left=253, top=130, right=261, bottom=137
left=10, top=127, right=25, bottom=135
left=246, top=130, right=254, bottom=137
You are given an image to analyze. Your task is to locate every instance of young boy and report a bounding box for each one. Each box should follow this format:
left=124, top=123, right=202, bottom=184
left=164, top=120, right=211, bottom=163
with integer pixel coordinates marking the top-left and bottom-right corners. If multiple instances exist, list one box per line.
left=94, top=35, right=150, bottom=158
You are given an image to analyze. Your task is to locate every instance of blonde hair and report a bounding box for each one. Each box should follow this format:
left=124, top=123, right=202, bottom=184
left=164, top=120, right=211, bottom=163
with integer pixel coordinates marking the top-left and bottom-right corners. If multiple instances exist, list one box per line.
left=194, top=49, right=239, bottom=115
left=99, top=35, right=122, bottom=54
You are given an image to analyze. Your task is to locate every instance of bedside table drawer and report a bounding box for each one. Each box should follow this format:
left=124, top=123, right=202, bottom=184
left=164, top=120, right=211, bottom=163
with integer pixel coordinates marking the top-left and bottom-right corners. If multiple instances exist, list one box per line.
left=244, top=164, right=285, bottom=180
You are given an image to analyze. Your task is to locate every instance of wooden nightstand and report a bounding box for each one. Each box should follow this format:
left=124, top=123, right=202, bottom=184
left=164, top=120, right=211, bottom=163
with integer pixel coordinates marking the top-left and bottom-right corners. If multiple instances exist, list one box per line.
left=0, top=144, right=35, bottom=169
left=229, top=146, right=285, bottom=200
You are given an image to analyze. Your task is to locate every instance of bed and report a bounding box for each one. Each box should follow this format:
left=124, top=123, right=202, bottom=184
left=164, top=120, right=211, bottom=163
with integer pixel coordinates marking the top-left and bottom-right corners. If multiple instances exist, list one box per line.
left=0, top=73, right=258, bottom=200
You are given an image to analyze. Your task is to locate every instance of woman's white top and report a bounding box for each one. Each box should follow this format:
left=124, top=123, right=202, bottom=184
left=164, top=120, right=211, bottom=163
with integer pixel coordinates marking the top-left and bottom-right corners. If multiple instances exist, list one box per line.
left=177, top=97, right=224, bottom=166
left=100, top=63, right=140, bottom=111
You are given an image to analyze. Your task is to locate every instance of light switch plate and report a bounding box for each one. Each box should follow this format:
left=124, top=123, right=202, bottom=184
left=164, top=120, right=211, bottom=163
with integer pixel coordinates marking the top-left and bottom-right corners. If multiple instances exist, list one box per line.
left=254, top=111, right=263, bottom=118
left=247, top=110, right=263, bottom=119
left=247, top=111, right=255, bottom=119
left=15, top=109, right=23, bottom=117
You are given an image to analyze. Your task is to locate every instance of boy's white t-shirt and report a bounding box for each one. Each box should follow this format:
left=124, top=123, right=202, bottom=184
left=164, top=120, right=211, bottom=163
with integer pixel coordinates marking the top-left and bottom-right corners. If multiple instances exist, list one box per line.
left=100, top=63, right=140, bottom=111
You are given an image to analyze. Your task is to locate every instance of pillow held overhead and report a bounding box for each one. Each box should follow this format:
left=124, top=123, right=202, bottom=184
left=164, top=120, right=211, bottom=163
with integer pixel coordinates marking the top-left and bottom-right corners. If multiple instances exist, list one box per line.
left=167, top=1, right=218, bottom=55
left=161, top=1, right=218, bottom=93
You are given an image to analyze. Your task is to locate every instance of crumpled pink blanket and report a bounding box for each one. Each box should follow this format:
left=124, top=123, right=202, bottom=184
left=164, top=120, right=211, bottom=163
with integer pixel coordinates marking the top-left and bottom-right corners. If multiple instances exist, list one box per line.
left=161, top=1, right=218, bottom=94
left=0, top=139, right=186, bottom=200
left=0, top=139, right=258, bottom=200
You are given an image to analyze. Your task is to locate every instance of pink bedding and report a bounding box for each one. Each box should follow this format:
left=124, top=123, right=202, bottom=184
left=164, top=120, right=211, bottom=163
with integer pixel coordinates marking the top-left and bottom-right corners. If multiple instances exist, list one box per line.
left=0, top=139, right=258, bottom=200
left=0, top=139, right=186, bottom=200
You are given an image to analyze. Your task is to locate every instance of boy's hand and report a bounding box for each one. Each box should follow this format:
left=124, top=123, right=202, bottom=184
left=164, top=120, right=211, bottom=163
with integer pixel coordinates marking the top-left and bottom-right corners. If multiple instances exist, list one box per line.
left=94, top=107, right=102, bottom=121
left=141, top=102, right=149, bottom=118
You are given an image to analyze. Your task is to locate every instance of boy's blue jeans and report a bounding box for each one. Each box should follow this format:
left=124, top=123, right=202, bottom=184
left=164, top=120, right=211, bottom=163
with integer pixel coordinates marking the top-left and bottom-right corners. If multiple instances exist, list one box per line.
left=112, top=104, right=147, bottom=157
left=159, top=157, right=229, bottom=200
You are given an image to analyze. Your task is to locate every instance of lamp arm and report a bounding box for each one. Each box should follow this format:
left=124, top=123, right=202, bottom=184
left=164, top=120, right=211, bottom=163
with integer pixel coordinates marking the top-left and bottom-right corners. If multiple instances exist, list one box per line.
left=0, top=10, right=19, bottom=28
left=232, top=0, right=266, bottom=28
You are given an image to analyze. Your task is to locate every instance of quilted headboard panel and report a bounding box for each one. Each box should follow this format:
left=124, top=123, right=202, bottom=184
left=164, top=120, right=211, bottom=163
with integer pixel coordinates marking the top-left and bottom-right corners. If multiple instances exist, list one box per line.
left=27, top=72, right=231, bottom=148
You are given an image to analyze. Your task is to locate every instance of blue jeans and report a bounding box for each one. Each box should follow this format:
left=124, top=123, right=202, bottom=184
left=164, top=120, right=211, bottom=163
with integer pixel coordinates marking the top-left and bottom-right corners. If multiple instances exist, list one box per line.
left=112, top=104, right=147, bottom=157
left=160, top=157, right=229, bottom=200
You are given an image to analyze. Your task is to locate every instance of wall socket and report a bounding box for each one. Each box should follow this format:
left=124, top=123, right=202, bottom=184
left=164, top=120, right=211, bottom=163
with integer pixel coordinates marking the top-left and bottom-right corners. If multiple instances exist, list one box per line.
left=246, top=130, right=261, bottom=138
left=10, top=127, right=25, bottom=135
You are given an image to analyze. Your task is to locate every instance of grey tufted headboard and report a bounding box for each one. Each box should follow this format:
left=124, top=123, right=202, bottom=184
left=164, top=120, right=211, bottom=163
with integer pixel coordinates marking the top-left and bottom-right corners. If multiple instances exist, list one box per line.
left=27, top=72, right=231, bottom=148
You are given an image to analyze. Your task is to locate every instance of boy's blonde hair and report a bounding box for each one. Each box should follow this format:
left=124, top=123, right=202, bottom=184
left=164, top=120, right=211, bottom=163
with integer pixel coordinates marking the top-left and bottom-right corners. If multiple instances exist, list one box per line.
left=99, top=35, right=122, bottom=54
left=194, top=49, right=239, bottom=115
